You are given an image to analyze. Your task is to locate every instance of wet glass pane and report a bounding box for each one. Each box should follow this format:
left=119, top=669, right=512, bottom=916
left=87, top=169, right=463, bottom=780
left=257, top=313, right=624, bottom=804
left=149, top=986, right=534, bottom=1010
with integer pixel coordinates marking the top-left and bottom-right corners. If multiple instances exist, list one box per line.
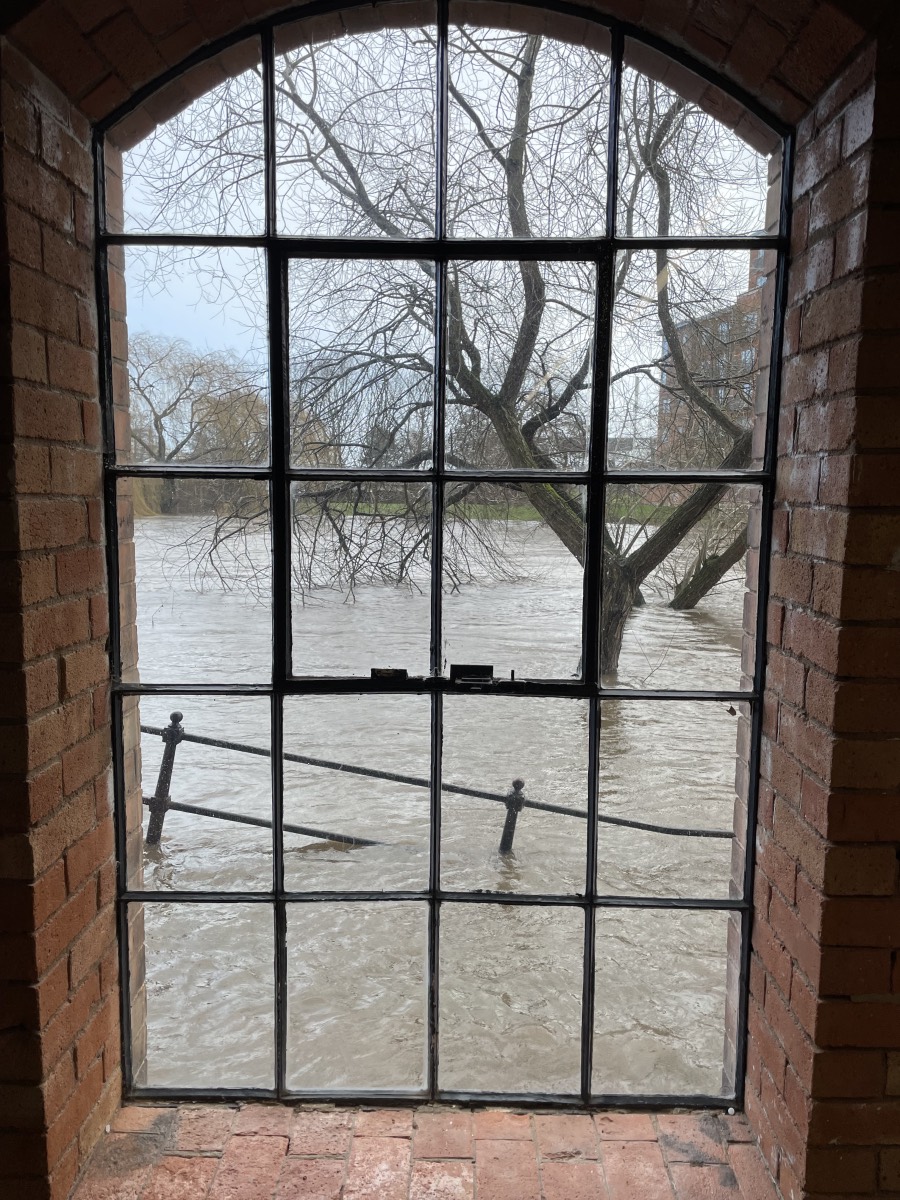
left=288, top=260, right=434, bottom=469
left=118, top=479, right=271, bottom=684
left=290, top=481, right=431, bottom=676
left=286, top=902, right=427, bottom=1090
left=130, top=696, right=272, bottom=893
left=596, top=700, right=749, bottom=899
left=601, top=483, right=760, bottom=690
left=439, top=904, right=583, bottom=1093
left=618, top=41, right=775, bottom=238
left=608, top=248, right=772, bottom=472
left=275, top=16, right=437, bottom=237
left=442, top=482, right=584, bottom=679
left=442, top=696, right=589, bottom=895
left=283, top=695, right=430, bottom=892
left=112, top=246, right=268, bottom=465
left=448, top=23, right=610, bottom=237
left=593, top=907, right=730, bottom=1096
left=134, top=902, right=274, bottom=1088
left=445, top=260, right=595, bottom=470
left=114, top=40, right=264, bottom=236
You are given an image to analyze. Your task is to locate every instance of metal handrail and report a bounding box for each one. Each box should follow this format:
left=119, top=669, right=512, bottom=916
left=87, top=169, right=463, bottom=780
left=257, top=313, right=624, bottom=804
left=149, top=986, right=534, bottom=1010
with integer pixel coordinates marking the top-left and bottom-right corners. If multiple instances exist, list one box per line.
left=140, top=715, right=734, bottom=848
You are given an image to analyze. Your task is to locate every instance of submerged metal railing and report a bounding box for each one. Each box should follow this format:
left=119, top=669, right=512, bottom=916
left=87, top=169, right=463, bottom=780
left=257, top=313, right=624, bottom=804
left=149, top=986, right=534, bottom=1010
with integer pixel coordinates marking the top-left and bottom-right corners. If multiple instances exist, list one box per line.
left=141, top=711, right=734, bottom=853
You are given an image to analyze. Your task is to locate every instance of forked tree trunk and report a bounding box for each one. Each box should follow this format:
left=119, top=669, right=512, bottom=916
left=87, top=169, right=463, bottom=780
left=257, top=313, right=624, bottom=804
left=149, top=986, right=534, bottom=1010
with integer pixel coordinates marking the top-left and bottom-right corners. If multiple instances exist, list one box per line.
left=669, top=526, right=747, bottom=611
left=600, top=559, right=640, bottom=676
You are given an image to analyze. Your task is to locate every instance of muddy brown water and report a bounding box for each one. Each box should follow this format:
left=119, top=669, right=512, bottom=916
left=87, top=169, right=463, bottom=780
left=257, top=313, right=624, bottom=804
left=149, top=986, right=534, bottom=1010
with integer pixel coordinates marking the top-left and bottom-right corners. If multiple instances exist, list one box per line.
left=129, top=516, right=751, bottom=1096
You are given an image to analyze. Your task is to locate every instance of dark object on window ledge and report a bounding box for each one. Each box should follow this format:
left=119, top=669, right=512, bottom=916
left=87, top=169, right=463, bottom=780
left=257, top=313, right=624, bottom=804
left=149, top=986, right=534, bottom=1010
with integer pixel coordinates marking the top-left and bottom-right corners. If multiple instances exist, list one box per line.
left=449, top=663, right=493, bottom=683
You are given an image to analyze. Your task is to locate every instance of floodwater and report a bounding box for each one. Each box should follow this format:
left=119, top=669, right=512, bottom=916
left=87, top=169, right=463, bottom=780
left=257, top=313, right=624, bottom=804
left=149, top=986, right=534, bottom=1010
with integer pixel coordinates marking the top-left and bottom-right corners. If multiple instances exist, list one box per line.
left=127, top=514, right=752, bottom=1097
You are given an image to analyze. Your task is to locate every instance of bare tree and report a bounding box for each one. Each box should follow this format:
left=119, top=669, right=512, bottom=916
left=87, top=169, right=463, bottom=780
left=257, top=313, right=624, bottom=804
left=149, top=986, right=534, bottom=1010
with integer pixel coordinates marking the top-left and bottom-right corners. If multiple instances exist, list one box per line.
left=120, top=21, right=772, bottom=673
left=128, top=333, right=268, bottom=514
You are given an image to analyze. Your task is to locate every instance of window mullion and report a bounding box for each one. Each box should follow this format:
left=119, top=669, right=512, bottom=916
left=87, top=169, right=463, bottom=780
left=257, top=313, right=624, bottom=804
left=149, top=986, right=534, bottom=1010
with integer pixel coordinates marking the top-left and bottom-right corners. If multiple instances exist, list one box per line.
left=266, top=11, right=289, bottom=1092
left=581, top=24, right=625, bottom=1102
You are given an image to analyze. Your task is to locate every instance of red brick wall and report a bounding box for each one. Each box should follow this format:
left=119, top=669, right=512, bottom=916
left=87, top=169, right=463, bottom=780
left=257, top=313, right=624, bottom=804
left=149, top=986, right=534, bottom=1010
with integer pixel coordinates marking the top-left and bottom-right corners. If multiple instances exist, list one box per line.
left=747, top=27, right=900, bottom=1200
left=0, top=40, right=119, bottom=1200
left=0, top=1, right=875, bottom=128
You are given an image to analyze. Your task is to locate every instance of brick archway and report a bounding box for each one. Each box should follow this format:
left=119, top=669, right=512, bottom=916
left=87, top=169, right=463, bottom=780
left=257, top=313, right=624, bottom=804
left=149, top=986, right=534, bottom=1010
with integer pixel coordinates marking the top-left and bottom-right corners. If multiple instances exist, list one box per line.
left=2, top=3, right=898, bottom=1199
left=0, top=0, right=875, bottom=128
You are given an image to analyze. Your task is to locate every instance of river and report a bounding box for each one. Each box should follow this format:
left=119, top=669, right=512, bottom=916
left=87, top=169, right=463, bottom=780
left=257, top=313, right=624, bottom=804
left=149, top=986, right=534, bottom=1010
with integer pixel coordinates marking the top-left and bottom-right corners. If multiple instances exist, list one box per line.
left=127, top=513, right=752, bottom=1098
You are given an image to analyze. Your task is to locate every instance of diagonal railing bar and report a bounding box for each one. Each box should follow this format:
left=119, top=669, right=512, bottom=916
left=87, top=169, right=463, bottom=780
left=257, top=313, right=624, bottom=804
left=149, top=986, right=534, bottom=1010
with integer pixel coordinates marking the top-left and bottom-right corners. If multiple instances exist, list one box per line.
left=140, top=723, right=733, bottom=840
left=141, top=795, right=381, bottom=847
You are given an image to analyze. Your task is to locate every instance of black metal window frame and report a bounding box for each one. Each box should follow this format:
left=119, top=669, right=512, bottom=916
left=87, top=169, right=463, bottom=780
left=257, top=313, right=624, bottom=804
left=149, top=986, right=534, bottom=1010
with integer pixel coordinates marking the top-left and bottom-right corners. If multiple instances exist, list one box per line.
left=95, top=0, right=794, bottom=1109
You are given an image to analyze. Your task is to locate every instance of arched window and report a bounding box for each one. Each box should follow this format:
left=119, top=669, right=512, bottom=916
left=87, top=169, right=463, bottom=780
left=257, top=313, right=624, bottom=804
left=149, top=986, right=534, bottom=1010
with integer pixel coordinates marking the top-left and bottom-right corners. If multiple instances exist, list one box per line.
left=99, top=0, right=789, bottom=1105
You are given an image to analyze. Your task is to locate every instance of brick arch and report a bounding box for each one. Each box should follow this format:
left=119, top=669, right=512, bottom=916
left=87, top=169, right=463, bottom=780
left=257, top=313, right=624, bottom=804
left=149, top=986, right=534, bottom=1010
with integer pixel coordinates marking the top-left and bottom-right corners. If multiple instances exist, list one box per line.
left=4, top=0, right=871, bottom=128
left=94, top=0, right=787, bottom=157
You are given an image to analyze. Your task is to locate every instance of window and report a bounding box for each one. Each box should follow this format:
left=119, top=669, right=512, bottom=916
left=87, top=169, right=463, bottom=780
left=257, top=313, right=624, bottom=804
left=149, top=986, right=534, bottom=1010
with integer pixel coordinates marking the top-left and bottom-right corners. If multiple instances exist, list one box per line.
left=99, top=2, right=788, bottom=1104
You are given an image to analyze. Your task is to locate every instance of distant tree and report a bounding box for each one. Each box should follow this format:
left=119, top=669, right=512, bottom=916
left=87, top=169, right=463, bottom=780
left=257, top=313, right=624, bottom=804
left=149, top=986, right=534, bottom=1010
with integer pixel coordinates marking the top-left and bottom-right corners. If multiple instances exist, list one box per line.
left=128, top=333, right=268, bottom=514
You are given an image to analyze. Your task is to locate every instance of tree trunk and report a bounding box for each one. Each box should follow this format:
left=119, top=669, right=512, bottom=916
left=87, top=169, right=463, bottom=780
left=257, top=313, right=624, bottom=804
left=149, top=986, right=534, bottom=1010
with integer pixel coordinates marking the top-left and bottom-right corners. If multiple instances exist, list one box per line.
left=600, top=558, right=640, bottom=676
left=668, top=526, right=747, bottom=610
left=159, top=477, right=177, bottom=515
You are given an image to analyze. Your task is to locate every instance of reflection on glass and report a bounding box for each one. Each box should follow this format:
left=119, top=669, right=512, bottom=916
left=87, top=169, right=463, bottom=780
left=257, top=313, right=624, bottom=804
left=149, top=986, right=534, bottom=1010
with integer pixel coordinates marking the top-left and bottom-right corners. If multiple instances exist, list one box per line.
left=442, top=696, right=589, bottom=895
left=116, top=40, right=264, bottom=235
left=442, top=482, right=584, bottom=679
left=593, top=907, right=729, bottom=1096
left=290, top=481, right=431, bottom=676
left=446, top=260, right=595, bottom=470
left=113, top=246, right=268, bottom=465
left=286, top=902, right=427, bottom=1090
left=136, top=902, right=274, bottom=1088
left=288, top=260, right=434, bottom=469
left=283, top=696, right=430, bottom=892
left=618, top=44, right=772, bottom=237
left=133, top=696, right=272, bottom=893
left=275, top=20, right=436, bottom=236
left=440, top=904, right=583, bottom=1093
left=448, top=25, right=610, bottom=237
left=597, top=700, right=748, bottom=899
left=601, top=483, right=759, bottom=690
left=118, top=479, right=271, bottom=684
left=608, top=248, right=771, bottom=472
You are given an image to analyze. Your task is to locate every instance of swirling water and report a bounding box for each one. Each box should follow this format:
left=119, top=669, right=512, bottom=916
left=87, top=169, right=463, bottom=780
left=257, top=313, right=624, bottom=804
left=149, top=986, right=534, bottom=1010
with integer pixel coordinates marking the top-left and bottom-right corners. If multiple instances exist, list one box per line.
left=129, top=515, right=751, bottom=1097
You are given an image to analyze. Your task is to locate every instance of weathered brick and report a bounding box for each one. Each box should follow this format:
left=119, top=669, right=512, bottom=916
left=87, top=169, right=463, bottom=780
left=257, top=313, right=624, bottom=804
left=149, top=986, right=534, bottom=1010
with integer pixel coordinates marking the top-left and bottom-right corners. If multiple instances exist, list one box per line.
left=60, top=647, right=107, bottom=701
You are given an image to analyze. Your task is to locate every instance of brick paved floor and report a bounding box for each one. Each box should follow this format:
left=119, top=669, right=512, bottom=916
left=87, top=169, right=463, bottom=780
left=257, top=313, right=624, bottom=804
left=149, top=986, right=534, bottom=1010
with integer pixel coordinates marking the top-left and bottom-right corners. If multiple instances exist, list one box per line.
left=71, top=1104, right=779, bottom=1200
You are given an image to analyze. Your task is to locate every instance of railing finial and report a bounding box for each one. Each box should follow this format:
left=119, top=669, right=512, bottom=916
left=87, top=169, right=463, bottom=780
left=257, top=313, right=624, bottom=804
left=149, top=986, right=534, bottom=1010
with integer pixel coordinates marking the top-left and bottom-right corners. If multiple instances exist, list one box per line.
left=145, top=711, right=184, bottom=846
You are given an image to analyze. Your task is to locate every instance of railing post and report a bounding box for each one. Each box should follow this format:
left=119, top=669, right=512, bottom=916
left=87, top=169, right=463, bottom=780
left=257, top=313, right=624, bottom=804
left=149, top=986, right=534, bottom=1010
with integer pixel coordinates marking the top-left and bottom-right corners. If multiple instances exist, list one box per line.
left=145, top=711, right=184, bottom=846
left=499, top=778, right=526, bottom=856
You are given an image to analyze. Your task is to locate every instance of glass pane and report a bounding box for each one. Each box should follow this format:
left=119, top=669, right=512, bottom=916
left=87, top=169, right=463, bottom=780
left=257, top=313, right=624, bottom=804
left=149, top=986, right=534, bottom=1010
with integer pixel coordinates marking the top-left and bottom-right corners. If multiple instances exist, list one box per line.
left=445, top=260, right=595, bottom=470
left=601, top=483, right=760, bottom=690
left=593, top=907, right=730, bottom=1096
left=286, top=902, right=427, bottom=1090
left=439, top=904, right=583, bottom=1093
left=441, top=696, right=589, bottom=895
left=442, top=482, right=584, bottom=679
left=448, top=24, right=610, bottom=237
left=131, top=696, right=272, bottom=892
left=290, top=481, right=431, bottom=676
left=618, top=41, right=775, bottom=238
left=112, top=246, right=268, bottom=465
left=275, top=17, right=437, bottom=237
left=118, top=479, right=271, bottom=684
left=288, top=260, right=434, bottom=469
left=597, top=700, right=749, bottom=899
left=114, top=40, right=264, bottom=235
left=608, top=248, right=772, bottom=472
left=134, top=901, right=274, bottom=1088
left=283, top=695, right=430, bottom=892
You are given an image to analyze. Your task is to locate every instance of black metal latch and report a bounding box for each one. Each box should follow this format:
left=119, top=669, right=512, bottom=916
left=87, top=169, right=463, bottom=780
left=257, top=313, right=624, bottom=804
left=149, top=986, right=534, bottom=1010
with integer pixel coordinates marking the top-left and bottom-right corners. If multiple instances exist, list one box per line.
left=449, top=663, right=494, bottom=685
